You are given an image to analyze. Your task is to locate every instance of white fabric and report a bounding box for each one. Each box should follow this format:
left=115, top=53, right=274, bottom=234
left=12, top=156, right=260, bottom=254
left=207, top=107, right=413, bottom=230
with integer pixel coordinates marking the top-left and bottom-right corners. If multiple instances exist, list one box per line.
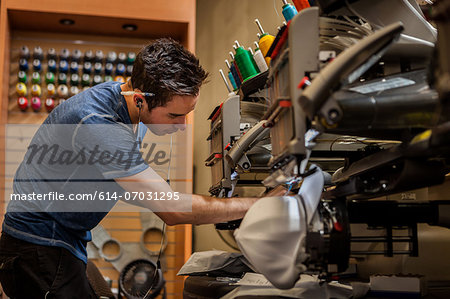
left=234, top=166, right=325, bottom=289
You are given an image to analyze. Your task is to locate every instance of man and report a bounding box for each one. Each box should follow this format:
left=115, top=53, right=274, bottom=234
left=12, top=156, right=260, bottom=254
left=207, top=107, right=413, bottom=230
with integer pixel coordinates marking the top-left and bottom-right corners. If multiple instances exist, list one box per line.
left=0, top=38, right=259, bottom=298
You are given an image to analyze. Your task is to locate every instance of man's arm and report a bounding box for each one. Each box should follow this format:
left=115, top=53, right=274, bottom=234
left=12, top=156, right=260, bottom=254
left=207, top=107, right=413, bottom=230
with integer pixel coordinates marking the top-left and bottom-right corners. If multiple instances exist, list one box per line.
left=114, top=167, right=258, bottom=226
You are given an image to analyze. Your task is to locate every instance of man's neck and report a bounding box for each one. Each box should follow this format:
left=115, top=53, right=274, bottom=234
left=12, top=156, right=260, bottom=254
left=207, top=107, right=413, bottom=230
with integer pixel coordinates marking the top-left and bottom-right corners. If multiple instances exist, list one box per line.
left=120, top=82, right=139, bottom=124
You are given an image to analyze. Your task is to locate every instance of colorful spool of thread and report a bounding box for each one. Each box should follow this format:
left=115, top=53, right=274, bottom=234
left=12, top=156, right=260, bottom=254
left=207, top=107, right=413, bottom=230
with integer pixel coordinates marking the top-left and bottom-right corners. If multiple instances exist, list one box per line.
left=234, top=41, right=258, bottom=81
left=225, top=60, right=239, bottom=90
left=255, top=19, right=275, bottom=65
left=253, top=41, right=269, bottom=72
left=281, top=0, right=298, bottom=22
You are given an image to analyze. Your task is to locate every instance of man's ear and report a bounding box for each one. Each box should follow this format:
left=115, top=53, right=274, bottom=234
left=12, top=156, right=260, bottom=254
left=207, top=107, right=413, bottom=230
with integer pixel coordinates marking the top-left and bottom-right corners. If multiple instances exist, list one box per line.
left=134, top=94, right=145, bottom=109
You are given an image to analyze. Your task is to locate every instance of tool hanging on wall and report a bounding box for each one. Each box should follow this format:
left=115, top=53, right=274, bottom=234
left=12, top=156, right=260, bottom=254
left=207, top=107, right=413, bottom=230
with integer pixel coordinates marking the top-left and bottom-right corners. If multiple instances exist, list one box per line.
left=225, top=60, right=238, bottom=90
left=281, top=0, right=298, bottom=22
left=255, top=19, right=275, bottom=65
left=253, top=41, right=269, bottom=72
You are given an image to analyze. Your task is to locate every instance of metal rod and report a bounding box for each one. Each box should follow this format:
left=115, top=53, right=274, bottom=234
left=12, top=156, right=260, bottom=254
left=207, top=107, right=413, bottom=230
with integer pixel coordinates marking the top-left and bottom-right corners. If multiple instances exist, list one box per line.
left=219, top=69, right=232, bottom=93
left=410, top=223, right=419, bottom=257
left=351, top=236, right=412, bottom=242
left=351, top=251, right=412, bottom=255
left=225, top=59, right=231, bottom=69
left=255, top=19, right=265, bottom=34
left=386, top=225, right=393, bottom=257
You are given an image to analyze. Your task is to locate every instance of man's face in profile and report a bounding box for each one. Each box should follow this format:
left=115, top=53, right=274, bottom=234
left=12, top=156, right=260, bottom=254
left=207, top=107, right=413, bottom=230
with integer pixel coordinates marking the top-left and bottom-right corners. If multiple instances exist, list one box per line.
left=141, top=94, right=198, bottom=136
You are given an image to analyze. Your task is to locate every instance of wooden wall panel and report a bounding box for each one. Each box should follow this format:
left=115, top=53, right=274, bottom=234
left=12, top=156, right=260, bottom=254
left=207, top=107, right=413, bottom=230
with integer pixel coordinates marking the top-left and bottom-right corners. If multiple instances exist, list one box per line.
left=95, top=212, right=189, bottom=298
left=5, top=0, right=195, bottom=24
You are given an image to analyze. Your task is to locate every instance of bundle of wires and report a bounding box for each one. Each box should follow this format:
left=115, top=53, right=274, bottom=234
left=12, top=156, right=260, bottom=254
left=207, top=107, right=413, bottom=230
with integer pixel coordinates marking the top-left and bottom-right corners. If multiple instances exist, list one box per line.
left=319, top=16, right=373, bottom=52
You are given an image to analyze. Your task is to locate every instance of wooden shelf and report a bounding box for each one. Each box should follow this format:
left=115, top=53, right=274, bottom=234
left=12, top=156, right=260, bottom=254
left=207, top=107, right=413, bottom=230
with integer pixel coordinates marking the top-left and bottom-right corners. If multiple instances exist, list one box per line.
left=8, top=10, right=188, bottom=42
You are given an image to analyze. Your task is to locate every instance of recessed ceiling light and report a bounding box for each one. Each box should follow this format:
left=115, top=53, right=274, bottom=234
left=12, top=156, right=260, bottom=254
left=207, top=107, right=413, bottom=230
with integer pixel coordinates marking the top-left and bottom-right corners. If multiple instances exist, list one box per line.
left=122, top=24, right=138, bottom=31
left=59, top=19, right=75, bottom=26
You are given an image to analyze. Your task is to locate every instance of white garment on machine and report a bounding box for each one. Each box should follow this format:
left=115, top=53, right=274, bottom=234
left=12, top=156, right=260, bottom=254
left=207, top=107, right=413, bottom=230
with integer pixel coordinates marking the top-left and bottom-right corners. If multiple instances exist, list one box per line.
left=234, top=165, right=325, bottom=289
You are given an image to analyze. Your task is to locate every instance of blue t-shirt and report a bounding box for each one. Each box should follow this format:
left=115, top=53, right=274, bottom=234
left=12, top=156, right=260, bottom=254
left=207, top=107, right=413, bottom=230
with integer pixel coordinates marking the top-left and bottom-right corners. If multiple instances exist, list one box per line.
left=2, top=81, right=149, bottom=263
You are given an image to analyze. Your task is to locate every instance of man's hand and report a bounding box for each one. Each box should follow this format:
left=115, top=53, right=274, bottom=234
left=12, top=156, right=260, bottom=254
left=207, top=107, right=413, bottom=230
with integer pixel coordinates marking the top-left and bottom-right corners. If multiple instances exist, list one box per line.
left=114, top=167, right=259, bottom=225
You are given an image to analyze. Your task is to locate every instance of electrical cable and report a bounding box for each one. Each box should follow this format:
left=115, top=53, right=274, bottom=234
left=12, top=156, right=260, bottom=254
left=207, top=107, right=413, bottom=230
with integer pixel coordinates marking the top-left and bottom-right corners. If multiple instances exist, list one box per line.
left=143, top=135, right=172, bottom=299
left=319, top=17, right=372, bottom=52
left=136, top=102, right=142, bottom=146
left=273, top=0, right=281, bottom=19
left=216, top=229, right=240, bottom=251
left=329, top=136, right=370, bottom=151
left=344, top=0, right=373, bottom=29
left=166, top=135, right=173, bottom=185
left=142, top=222, right=166, bottom=299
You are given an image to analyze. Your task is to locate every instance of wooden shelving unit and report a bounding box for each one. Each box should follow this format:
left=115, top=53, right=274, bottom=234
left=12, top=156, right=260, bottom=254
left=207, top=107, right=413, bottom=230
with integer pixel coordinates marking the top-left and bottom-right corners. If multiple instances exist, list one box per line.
left=0, top=1, right=196, bottom=297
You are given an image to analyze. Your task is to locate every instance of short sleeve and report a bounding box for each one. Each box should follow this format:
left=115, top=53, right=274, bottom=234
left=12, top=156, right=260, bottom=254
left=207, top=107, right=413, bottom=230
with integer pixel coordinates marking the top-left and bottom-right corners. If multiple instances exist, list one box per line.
left=72, top=114, right=149, bottom=179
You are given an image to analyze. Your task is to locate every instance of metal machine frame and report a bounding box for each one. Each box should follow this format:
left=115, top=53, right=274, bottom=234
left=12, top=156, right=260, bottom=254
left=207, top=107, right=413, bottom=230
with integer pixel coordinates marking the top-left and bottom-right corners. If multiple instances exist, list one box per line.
left=206, top=0, right=450, bottom=277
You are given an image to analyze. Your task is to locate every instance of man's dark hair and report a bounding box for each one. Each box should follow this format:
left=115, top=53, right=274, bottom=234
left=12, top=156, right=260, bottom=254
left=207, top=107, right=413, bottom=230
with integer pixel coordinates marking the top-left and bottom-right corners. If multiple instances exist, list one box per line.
left=131, top=38, right=208, bottom=111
